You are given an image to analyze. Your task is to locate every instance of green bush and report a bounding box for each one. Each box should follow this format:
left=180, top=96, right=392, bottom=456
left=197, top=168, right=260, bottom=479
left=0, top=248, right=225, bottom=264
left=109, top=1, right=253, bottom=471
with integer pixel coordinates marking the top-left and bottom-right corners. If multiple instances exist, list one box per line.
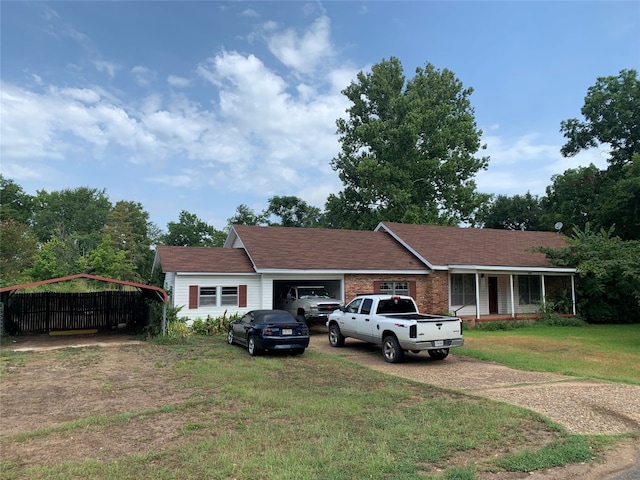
left=191, top=311, right=240, bottom=336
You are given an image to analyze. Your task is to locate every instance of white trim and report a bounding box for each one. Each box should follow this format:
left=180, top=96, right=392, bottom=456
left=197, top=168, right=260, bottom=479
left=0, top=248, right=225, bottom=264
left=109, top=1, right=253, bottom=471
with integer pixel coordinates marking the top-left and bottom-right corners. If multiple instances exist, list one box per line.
left=447, top=265, right=576, bottom=274
left=254, top=269, right=431, bottom=275
left=176, top=272, right=257, bottom=276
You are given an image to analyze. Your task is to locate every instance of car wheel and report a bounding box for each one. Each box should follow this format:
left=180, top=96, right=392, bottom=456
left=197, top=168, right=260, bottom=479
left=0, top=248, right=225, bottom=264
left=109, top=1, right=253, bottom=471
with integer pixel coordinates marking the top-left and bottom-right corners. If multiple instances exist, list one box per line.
left=328, top=323, right=345, bottom=347
left=227, top=328, right=234, bottom=345
left=428, top=348, right=449, bottom=360
left=247, top=336, right=260, bottom=356
left=382, top=335, right=405, bottom=363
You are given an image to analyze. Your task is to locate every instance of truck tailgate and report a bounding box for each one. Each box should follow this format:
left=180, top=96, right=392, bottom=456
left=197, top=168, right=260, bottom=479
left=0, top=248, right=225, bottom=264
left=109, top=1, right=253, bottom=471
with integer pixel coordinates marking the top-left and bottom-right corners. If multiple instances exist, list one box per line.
left=415, top=317, right=461, bottom=341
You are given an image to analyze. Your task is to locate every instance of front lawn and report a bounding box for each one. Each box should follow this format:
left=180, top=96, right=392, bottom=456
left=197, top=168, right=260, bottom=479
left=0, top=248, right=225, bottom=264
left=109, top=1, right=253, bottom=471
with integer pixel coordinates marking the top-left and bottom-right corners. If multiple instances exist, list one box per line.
left=0, top=335, right=618, bottom=480
left=458, top=324, right=640, bottom=385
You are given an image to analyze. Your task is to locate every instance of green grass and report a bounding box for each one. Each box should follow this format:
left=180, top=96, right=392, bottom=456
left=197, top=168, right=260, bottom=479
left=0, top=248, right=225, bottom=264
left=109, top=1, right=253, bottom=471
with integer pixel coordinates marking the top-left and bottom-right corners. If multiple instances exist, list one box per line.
left=0, top=335, right=632, bottom=480
left=458, top=324, right=640, bottom=384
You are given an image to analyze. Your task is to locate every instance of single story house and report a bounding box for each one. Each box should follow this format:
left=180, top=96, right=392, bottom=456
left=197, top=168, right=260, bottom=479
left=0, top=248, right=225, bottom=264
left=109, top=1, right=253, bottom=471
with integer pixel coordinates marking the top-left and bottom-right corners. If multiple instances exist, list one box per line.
left=152, top=222, right=576, bottom=322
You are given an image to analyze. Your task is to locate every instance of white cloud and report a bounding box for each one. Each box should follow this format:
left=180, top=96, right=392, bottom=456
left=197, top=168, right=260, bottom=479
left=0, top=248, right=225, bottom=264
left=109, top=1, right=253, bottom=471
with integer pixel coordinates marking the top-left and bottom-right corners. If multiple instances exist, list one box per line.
left=94, top=60, right=118, bottom=78
left=265, top=15, right=334, bottom=75
left=167, top=75, right=191, bottom=88
left=132, top=66, right=155, bottom=87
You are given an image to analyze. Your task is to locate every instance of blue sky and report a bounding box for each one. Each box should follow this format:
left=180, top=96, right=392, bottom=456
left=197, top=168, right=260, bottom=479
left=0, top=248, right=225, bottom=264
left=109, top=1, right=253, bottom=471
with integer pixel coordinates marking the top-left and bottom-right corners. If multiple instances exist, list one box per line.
left=1, top=1, right=639, bottom=231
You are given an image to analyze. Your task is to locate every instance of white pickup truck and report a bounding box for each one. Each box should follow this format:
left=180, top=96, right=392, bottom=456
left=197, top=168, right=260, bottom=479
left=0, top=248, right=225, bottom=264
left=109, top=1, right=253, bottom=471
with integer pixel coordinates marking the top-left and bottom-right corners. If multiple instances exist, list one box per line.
left=326, top=294, right=463, bottom=363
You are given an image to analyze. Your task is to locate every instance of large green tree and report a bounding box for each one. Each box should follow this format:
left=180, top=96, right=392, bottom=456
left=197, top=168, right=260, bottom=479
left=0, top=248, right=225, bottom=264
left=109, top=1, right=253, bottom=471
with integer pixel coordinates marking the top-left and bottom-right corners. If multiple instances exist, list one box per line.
left=102, top=201, right=156, bottom=281
left=227, top=204, right=267, bottom=227
left=560, top=69, right=639, bottom=168
left=479, top=192, right=545, bottom=231
left=264, top=196, right=322, bottom=227
left=0, top=175, right=33, bottom=224
left=326, top=57, right=490, bottom=229
left=31, top=187, right=112, bottom=253
left=539, top=226, right=640, bottom=324
left=541, top=164, right=603, bottom=234
left=164, top=210, right=224, bottom=247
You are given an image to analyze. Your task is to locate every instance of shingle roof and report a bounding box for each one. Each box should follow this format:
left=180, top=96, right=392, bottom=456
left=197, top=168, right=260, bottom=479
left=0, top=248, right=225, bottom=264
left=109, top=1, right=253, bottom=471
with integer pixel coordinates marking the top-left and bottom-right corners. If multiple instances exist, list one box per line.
left=230, top=225, right=425, bottom=271
left=378, top=222, right=568, bottom=268
left=155, top=246, right=255, bottom=273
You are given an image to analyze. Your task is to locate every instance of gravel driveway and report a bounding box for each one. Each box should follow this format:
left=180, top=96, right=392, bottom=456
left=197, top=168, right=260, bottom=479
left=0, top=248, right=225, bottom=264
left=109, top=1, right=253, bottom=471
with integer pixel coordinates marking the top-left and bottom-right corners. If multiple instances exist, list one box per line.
left=308, top=331, right=640, bottom=436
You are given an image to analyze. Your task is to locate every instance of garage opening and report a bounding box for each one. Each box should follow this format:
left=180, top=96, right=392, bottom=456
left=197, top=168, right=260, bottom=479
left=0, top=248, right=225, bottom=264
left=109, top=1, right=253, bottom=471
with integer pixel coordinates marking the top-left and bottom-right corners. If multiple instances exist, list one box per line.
left=272, top=280, right=342, bottom=309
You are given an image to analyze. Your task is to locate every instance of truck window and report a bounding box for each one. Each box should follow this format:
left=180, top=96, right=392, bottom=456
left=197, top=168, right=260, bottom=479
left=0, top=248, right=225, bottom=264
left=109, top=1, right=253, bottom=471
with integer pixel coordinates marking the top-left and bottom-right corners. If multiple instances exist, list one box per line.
left=376, top=298, right=416, bottom=314
left=345, top=298, right=363, bottom=313
left=360, top=298, right=373, bottom=315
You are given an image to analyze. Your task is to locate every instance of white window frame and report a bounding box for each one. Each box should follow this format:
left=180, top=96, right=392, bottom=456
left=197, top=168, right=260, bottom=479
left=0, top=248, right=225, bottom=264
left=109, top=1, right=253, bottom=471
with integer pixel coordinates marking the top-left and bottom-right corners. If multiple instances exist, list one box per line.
left=379, top=281, right=409, bottom=296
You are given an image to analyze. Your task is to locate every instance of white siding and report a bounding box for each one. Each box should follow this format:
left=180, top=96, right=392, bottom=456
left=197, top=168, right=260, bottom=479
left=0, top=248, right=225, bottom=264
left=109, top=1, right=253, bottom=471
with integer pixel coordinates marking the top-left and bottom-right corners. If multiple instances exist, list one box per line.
left=173, top=273, right=261, bottom=322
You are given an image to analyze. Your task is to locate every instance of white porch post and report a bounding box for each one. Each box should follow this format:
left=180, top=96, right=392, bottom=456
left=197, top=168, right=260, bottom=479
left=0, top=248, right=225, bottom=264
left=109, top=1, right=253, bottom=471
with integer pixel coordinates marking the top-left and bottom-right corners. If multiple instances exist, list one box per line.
left=509, top=274, right=515, bottom=318
left=541, top=274, right=546, bottom=309
left=475, top=272, right=481, bottom=319
left=571, top=275, right=577, bottom=315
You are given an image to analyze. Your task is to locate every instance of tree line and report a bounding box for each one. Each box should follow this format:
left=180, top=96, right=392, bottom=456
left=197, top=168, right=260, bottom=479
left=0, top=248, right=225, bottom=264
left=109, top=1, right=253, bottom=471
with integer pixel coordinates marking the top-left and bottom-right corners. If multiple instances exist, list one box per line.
left=1, top=62, right=638, bottom=322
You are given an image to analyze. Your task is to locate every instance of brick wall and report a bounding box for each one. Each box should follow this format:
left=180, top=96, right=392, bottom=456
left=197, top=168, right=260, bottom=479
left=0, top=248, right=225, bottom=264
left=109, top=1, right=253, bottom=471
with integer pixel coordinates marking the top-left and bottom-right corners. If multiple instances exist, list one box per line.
left=344, top=272, right=450, bottom=314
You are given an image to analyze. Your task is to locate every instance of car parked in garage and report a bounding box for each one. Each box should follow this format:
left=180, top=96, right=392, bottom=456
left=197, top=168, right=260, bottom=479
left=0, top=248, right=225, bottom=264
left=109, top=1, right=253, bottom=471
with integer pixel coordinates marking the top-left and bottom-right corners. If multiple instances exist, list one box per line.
left=227, top=309, right=310, bottom=356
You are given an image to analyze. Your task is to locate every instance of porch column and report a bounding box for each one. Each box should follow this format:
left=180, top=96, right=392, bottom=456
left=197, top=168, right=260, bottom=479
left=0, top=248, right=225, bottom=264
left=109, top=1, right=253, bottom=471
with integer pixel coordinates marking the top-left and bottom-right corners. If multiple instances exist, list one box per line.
left=509, top=274, right=515, bottom=318
left=571, top=275, right=577, bottom=315
left=475, top=272, right=481, bottom=319
left=541, top=274, right=546, bottom=308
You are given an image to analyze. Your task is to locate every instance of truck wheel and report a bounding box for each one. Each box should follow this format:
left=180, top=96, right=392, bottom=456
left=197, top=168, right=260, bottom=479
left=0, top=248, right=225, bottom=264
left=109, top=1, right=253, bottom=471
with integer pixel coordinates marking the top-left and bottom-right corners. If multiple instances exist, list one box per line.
left=328, top=324, right=345, bottom=347
left=428, top=348, right=449, bottom=360
left=248, top=336, right=261, bottom=356
left=382, top=335, right=404, bottom=363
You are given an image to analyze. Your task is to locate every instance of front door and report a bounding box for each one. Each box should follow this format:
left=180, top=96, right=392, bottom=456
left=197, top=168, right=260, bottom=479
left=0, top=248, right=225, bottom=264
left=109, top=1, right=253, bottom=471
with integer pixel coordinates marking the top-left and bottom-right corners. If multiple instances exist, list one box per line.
left=488, top=277, right=498, bottom=314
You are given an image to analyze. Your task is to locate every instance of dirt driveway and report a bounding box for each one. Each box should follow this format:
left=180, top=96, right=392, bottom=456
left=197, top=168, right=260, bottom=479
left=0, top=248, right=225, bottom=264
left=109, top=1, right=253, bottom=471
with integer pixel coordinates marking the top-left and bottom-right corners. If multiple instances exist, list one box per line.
left=3, top=332, right=639, bottom=480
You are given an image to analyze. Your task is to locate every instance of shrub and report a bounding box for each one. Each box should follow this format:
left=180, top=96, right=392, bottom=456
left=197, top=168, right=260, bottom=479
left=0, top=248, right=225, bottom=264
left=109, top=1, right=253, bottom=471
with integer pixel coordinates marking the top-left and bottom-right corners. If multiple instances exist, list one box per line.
left=191, top=311, right=241, bottom=336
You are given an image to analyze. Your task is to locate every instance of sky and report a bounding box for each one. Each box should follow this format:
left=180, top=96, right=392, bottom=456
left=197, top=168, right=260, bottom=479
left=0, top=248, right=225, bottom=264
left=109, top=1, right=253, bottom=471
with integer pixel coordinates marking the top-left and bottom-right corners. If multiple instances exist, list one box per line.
left=1, top=1, right=639, bottom=231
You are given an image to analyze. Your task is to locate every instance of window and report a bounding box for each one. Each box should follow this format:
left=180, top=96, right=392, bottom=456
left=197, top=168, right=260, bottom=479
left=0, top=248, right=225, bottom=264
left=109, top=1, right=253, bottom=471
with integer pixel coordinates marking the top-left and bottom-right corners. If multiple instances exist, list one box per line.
left=221, top=286, right=238, bottom=306
left=360, top=298, right=373, bottom=315
left=451, top=274, right=476, bottom=306
left=199, top=287, right=217, bottom=306
left=518, top=276, right=541, bottom=304
left=379, top=281, right=409, bottom=296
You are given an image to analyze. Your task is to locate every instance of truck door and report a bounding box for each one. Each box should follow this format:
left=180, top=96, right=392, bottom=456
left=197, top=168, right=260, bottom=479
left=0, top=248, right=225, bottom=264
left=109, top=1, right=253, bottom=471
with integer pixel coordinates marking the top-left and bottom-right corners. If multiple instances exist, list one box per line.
left=340, top=297, right=363, bottom=336
left=355, top=298, right=374, bottom=342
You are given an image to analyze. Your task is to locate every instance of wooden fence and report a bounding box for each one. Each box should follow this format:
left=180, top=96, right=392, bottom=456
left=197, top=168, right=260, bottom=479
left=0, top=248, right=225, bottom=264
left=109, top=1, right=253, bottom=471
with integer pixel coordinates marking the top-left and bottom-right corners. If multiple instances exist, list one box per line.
left=3, top=291, right=149, bottom=334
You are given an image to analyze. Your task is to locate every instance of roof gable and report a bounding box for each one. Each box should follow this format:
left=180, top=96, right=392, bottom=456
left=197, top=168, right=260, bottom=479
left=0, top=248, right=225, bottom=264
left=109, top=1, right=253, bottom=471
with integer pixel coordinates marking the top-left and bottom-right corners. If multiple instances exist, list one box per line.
left=230, top=225, right=425, bottom=271
left=377, top=222, right=568, bottom=269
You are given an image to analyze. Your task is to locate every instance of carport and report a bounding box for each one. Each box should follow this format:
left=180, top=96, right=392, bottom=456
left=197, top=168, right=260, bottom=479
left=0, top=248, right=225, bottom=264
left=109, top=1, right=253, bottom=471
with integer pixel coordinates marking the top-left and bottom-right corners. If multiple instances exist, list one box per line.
left=0, top=274, right=168, bottom=336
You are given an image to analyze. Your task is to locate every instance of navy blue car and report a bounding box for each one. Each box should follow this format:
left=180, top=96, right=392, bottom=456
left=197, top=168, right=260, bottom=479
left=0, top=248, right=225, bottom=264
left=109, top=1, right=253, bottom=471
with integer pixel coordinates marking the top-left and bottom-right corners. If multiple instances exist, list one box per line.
left=227, top=309, right=310, bottom=356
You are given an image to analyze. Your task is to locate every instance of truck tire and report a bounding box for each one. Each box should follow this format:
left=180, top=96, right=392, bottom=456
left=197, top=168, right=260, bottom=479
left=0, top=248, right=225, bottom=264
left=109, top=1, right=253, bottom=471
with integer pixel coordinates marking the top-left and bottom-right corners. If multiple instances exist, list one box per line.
left=248, top=336, right=261, bottom=356
left=328, top=323, right=345, bottom=347
left=382, top=335, right=404, bottom=363
left=428, top=348, right=449, bottom=360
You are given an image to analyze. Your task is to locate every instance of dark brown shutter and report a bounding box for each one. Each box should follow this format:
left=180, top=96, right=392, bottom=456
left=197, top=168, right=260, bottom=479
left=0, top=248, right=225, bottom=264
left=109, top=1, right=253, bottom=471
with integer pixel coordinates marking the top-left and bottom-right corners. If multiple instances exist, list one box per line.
left=409, top=281, right=417, bottom=299
left=373, top=281, right=381, bottom=293
left=239, top=285, right=247, bottom=307
left=189, top=285, right=198, bottom=309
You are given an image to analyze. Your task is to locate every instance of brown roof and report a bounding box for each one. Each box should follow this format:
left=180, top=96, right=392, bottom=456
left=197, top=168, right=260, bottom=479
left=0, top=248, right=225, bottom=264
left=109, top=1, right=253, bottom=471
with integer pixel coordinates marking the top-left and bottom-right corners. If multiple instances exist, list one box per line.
left=155, top=246, right=255, bottom=273
left=230, top=225, right=425, bottom=271
left=378, top=222, right=569, bottom=268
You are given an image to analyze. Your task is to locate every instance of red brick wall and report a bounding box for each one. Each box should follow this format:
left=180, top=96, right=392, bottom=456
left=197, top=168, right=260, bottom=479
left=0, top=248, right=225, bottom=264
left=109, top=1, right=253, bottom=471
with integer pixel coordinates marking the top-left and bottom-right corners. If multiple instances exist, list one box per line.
left=343, top=272, right=450, bottom=314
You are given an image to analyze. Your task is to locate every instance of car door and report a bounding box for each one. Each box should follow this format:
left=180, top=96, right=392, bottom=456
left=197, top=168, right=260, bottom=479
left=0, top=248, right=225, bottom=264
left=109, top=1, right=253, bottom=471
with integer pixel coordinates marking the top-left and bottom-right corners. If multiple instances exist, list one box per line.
left=339, top=297, right=363, bottom=336
left=234, top=312, right=253, bottom=346
left=355, top=298, right=374, bottom=342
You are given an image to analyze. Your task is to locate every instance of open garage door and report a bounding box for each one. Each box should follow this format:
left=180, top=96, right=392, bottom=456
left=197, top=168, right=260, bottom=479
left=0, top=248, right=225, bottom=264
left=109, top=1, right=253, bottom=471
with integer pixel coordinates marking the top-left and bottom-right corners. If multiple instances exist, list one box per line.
left=272, top=280, right=342, bottom=309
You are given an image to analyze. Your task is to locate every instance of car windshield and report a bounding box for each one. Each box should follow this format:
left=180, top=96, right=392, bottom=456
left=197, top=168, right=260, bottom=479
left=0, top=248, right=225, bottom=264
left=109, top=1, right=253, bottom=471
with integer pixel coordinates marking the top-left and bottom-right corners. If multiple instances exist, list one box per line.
left=259, top=313, right=296, bottom=324
left=298, top=289, right=331, bottom=298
